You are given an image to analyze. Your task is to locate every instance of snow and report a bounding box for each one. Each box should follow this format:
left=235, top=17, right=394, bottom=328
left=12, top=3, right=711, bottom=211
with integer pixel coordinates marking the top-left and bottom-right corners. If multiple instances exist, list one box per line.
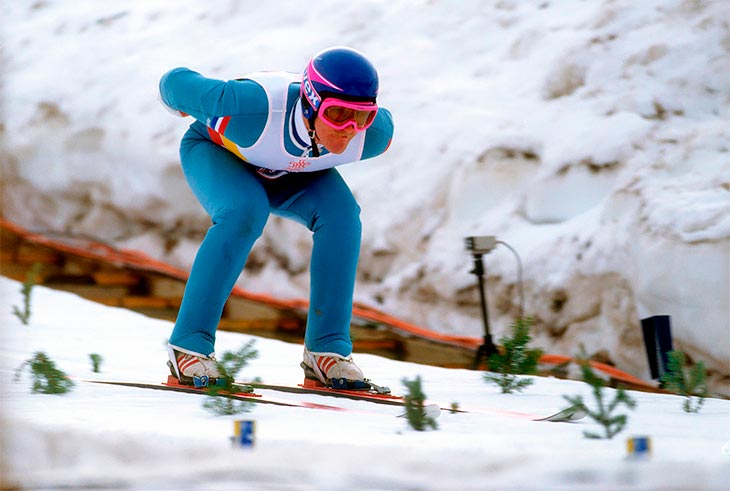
left=1, top=0, right=729, bottom=435
left=2, top=277, right=730, bottom=490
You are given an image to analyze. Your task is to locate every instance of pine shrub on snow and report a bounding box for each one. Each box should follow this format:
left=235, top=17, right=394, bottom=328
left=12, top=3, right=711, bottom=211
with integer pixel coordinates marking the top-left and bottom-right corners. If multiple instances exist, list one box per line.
left=484, top=317, right=543, bottom=394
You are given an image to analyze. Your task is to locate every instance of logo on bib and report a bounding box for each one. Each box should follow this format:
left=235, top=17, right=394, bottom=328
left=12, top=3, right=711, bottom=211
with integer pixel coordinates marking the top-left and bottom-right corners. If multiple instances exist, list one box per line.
left=287, top=159, right=311, bottom=172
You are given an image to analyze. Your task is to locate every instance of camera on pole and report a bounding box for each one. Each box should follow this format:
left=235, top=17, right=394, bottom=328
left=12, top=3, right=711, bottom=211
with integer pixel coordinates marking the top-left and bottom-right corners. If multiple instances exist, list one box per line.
left=464, top=236, right=499, bottom=369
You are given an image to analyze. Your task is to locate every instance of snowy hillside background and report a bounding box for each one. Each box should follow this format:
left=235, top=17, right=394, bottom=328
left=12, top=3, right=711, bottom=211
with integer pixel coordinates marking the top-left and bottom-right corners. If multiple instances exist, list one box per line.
left=2, top=1, right=729, bottom=392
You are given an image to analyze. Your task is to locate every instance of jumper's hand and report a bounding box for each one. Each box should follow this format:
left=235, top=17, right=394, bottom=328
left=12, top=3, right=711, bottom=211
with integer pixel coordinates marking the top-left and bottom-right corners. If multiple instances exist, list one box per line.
left=158, top=95, right=189, bottom=117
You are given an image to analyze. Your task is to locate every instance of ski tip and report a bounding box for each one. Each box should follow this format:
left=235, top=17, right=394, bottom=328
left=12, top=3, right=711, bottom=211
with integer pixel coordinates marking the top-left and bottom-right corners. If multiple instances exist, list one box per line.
left=535, top=404, right=588, bottom=423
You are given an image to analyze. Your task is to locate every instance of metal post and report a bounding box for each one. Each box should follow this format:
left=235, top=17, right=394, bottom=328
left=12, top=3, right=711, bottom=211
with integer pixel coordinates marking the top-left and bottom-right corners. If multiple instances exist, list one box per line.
left=471, top=253, right=497, bottom=369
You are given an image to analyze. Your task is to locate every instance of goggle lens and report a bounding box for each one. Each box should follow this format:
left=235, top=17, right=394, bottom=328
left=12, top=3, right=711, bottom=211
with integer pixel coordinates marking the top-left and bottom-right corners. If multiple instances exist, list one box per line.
left=318, top=99, right=378, bottom=131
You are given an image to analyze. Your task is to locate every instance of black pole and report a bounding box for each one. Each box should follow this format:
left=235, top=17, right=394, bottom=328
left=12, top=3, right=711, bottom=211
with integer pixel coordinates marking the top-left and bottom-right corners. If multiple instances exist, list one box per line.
left=471, top=253, right=497, bottom=369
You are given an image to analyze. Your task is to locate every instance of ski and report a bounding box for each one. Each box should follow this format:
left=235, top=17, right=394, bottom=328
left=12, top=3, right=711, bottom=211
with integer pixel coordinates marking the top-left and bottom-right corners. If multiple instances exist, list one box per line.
left=245, top=380, right=587, bottom=423
left=82, top=377, right=583, bottom=423
left=84, top=377, right=347, bottom=411
left=248, top=380, right=405, bottom=406
left=81, top=377, right=433, bottom=418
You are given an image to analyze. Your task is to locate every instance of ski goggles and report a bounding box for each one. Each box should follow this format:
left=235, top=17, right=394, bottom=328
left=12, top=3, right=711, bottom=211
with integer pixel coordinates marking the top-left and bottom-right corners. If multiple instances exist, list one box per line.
left=318, top=98, right=378, bottom=132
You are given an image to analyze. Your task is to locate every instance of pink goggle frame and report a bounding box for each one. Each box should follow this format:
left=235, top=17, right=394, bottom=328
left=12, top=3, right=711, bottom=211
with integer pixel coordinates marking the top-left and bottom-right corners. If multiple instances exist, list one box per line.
left=318, top=98, right=378, bottom=132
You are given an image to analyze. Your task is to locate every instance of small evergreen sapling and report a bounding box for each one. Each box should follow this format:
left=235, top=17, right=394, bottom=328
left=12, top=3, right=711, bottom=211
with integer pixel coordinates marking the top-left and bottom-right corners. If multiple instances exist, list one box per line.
left=484, top=317, right=543, bottom=394
left=203, top=340, right=259, bottom=416
left=89, top=353, right=104, bottom=373
left=12, top=263, right=42, bottom=325
left=402, top=376, right=438, bottom=431
left=215, top=340, right=259, bottom=379
left=564, top=356, right=636, bottom=439
left=660, top=350, right=709, bottom=413
left=15, top=351, right=75, bottom=394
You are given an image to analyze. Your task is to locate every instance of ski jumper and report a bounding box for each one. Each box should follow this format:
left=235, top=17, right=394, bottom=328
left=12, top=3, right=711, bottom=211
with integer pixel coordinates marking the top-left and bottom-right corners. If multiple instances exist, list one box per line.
left=159, top=68, right=394, bottom=358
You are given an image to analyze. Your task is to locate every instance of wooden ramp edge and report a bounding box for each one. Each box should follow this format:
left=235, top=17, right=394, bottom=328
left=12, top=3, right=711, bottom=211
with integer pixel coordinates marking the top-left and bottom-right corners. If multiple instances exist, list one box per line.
left=0, top=218, right=660, bottom=392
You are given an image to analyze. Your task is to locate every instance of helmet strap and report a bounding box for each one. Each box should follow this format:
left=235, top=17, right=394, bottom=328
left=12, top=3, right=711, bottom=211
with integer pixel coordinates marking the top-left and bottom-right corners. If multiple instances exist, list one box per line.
left=301, top=96, right=320, bottom=157
left=307, top=117, right=320, bottom=158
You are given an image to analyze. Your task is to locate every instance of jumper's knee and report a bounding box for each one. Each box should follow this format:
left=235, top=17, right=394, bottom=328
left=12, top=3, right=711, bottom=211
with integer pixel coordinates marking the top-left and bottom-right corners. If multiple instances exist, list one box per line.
left=313, top=198, right=361, bottom=236
left=212, top=204, right=268, bottom=243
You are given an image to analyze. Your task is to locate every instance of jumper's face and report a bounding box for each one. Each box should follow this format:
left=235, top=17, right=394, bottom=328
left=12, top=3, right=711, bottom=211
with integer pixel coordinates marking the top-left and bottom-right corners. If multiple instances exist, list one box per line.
left=312, top=116, right=357, bottom=154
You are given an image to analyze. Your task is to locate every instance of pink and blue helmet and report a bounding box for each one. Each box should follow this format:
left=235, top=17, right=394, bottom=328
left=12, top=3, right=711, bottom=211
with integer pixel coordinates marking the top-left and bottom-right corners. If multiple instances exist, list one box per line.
left=301, top=46, right=379, bottom=119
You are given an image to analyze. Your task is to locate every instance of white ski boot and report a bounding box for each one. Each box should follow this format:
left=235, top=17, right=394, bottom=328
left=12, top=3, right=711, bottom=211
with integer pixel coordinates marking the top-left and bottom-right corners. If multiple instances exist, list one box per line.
left=167, top=346, right=225, bottom=388
left=301, top=347, right=369, bottom=390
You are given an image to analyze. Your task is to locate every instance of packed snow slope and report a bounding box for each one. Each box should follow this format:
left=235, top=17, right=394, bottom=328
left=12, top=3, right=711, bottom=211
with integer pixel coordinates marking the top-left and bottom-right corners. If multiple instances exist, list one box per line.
left=1, top=278, right=730, bottom=490
left=1, top=1, right=729, bottom=392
